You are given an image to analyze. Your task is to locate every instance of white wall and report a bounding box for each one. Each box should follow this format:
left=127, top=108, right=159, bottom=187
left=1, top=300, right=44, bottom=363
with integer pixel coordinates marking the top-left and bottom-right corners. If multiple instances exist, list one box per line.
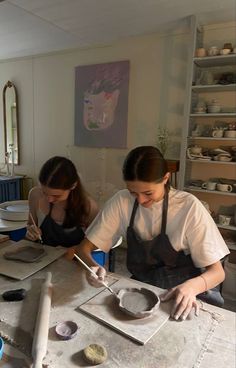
left=0, top=24, right=190, bottom=205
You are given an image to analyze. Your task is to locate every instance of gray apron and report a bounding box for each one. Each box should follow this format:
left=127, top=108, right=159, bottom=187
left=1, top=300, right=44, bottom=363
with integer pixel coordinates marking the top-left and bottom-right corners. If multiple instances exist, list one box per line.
left=40, top=203, right=85, bottom=247
left=126, top=189, right=224, bottom=307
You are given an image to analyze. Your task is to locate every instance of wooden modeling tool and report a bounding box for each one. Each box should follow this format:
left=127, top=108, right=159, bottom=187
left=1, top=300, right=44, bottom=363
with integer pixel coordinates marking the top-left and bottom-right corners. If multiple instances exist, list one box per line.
left=32, top=272, right=52, bottom=368
left=29, top=213, right=43, bottom=244
left=73, top=254, right=117, bottom=297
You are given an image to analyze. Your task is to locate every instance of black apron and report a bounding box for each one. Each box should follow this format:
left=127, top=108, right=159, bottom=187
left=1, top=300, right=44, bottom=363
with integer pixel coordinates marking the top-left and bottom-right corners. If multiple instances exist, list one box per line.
left=40, top=204, right=85, bottom=247
left=126, top=189, right=224, bottom=307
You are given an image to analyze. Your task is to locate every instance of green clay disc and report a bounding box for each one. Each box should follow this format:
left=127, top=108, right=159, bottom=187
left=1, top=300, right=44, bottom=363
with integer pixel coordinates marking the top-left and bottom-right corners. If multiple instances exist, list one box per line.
left=83, top=343, right=108, bottom=365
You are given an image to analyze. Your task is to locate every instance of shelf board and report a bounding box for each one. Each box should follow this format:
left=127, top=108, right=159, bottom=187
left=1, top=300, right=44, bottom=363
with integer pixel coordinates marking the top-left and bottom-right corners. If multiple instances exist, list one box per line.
left=192, top=84, right=236, bottom=92
left=185, top=186, right=236, bottom=196
left=188, top=136, right=236, bottom=141
left=217, top=224, right=236, bottom=231
left=190, top=113, right=236, bottom=117
left=187, top=159, right=236, bottom=165
left=225, top=241, right=236, bottom=251
left=193, top=54, right=236, bottom=67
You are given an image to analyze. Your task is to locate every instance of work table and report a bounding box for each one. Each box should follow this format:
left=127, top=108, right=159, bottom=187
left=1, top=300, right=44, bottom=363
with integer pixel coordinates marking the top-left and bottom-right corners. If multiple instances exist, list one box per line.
left=0, top=249, right=235, bottom=368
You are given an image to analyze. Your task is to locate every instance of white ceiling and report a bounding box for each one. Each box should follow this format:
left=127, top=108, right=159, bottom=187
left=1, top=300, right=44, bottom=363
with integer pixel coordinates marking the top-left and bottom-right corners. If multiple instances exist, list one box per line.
left=0, top=0, right=235, bottom=60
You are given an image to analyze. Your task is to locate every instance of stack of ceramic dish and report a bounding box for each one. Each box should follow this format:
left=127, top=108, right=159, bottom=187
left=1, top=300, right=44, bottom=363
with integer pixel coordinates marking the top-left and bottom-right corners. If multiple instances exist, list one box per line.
left=210, top=148, right=232, bottom=162
left=0, top=200, right=29, bottom=221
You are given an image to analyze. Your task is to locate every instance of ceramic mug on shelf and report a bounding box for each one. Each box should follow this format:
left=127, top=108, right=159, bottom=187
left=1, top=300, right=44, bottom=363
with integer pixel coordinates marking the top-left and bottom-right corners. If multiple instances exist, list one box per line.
left=218, top=214, right=231, bottom=226
left=201, top=182, right=217, bottom=190
left=212, top=129, right=224, bottom=138
left=220, top=48, right=231, bottom=55
left=208, top=46, right=220, bottom=56
left=216, top=183, right=233, bottom=192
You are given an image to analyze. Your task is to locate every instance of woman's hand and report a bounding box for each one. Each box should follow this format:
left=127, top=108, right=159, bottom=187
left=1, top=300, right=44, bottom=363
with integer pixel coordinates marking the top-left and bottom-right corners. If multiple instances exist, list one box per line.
left=26, top=224, right=42, bottom=242
left=86, top=266, right=107, bottom=288
left=160, top=281, right=200, bottom=321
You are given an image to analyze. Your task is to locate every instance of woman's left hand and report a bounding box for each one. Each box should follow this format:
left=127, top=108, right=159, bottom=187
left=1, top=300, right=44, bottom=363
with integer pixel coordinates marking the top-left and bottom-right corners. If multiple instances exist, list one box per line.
left=160, top=282, right=200, bottom=320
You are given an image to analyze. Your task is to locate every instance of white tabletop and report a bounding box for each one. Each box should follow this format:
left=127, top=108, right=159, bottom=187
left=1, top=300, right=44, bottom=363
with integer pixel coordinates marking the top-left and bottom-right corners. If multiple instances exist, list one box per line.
left=0, top=243, right=235, bottom=368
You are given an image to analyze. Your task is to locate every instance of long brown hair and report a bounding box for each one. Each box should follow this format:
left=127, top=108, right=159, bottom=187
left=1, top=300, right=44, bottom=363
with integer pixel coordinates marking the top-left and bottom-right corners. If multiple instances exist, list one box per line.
left=123, top=146, right=169, bottom=185
left=39, top=156, right=90, bottom=228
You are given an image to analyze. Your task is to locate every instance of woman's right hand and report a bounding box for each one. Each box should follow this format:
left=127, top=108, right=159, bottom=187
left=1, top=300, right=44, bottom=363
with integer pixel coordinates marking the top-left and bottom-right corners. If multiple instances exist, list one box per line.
left=26, top=224, right=42, bottom=242
left=86, top=266, right=107, bottom=288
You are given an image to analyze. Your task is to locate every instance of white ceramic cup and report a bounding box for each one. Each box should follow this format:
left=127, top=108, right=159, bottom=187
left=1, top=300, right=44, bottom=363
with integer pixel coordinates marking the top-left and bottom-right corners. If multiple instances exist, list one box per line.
left=220, top=48, right=231, bottom=55
left=224, top=130, right=236, bottom=138
left=212, top=129, right=224, bottom=138
left=216, top=183, right=233, bottom=192
left=218, top=214, right=231, bottom=226
left=202, top=182, right=217, bottom=190
left=208, top=46, right=219, bottom=56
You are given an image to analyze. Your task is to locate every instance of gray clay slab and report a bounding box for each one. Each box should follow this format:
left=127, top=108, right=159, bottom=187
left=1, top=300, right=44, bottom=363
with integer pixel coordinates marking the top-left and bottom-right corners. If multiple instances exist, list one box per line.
left=4, top=246, right=46, bottom=262
left=78, top=278, right=171, bottom=345
left=0, top=240, right=67, bottom=280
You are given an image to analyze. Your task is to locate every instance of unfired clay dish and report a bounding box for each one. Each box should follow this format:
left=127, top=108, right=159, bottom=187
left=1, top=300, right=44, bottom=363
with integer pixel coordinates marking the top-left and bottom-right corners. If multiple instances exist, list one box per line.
left=4, top=246, right=46, bottom=263
left=117, top=287, right=160, bottom=319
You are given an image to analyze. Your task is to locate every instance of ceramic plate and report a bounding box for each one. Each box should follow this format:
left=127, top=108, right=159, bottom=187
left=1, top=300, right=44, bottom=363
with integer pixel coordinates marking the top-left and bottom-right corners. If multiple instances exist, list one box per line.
left=6, top=204, right=29, bottom=212
left=0, top=200, right=29, bottom=221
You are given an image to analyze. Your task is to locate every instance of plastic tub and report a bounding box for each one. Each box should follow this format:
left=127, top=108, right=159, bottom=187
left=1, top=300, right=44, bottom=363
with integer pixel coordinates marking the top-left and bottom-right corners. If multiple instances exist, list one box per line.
left=92, top=250, right=108, bottom=266
left=0, top=337, right=4, bottom=360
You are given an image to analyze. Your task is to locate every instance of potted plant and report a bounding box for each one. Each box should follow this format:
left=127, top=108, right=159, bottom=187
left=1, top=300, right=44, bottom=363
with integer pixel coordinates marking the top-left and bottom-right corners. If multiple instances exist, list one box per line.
left=156, top=126, right=171, bottom=157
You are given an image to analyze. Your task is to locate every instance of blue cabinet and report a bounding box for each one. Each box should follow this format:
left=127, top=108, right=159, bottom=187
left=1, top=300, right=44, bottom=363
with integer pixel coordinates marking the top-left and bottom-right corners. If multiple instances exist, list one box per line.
left=0, top=176, right=22, bottom=203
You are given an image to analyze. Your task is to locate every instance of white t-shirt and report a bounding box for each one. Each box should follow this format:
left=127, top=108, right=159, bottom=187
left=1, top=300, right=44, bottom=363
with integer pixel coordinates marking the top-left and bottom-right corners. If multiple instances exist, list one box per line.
left=86, top=188, right=229, bottom=268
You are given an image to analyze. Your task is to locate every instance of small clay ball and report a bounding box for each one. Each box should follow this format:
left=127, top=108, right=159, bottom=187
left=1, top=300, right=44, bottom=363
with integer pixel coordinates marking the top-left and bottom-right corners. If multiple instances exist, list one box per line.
left=83, top=343, right=108, bottom=365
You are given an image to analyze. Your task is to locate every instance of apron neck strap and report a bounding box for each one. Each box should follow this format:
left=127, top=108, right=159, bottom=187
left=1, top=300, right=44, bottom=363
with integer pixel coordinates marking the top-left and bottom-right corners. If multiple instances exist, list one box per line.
left=129, top=199, right=139, bottom=227
left=161, top=187, right=169, bottom=234
left=49, top=202, right=53, bottom=216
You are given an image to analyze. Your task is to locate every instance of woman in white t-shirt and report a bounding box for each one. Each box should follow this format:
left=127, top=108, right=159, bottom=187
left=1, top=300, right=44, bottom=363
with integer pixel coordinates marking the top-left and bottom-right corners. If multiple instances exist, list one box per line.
left=26, top=156, right=98, bottom=249
left=76, top=146, right=229, bottom=320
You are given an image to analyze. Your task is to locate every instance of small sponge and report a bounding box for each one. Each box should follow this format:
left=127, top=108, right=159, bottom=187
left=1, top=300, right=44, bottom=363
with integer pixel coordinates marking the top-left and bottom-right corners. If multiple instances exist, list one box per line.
left=83, top=343, right=108, bottom=365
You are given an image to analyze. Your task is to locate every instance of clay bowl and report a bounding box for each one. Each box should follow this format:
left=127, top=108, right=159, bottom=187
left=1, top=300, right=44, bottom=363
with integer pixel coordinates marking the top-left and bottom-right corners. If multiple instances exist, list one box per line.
left=55, top=321, right=78, bottom=340
left=117, top=287, right=160, bottom=319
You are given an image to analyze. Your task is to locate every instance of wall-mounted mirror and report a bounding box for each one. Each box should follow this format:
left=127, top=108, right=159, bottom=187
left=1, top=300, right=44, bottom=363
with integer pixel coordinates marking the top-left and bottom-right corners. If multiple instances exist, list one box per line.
left=3, top=81, right=20, bottom=165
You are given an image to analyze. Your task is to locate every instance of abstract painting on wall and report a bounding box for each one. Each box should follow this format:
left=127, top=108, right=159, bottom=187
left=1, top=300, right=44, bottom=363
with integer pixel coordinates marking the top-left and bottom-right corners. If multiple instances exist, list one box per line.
left=74, top=60, right=130, bottom=148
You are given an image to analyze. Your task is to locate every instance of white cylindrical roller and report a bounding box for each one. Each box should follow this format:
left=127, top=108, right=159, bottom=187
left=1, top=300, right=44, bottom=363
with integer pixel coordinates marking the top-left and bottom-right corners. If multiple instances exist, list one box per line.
left=32, top=272, right=52, bottom=368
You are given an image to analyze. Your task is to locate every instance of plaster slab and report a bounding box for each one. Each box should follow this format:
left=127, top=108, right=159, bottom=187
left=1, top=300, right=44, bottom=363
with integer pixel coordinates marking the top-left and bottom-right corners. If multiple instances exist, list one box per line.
left=78, top=278, right=171, bottom=345
left=0, top=240, right=66, bottom=280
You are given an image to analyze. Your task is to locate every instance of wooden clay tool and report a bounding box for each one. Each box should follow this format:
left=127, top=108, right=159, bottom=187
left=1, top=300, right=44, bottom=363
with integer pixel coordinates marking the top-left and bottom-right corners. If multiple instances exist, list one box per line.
left=32, top=272, right=52, bottom=368
left=73, top=254, right=117, bottom=297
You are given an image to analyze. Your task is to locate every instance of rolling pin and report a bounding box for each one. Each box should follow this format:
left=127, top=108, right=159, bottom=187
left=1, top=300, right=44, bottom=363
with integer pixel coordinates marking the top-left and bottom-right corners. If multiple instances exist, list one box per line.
left=32, top=272, right=52, bottom=368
